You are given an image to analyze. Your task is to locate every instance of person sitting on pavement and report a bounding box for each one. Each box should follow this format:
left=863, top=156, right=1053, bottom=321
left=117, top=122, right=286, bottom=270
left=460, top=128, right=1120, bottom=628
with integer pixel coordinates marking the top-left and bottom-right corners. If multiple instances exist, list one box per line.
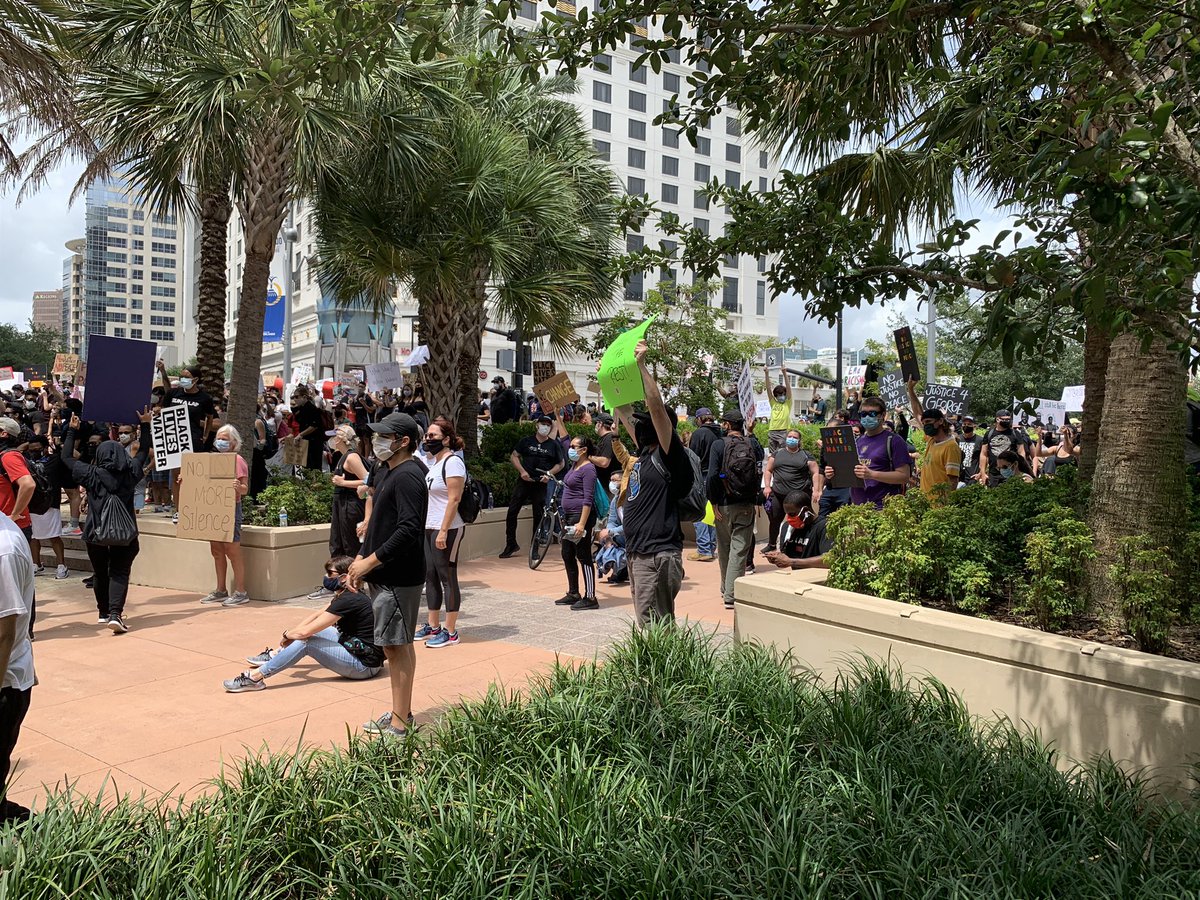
left=224, top=556, right=384, bottom=692
left=595, top=474, right=628, bottom=584
left=763, top=491, right=833, bottom=571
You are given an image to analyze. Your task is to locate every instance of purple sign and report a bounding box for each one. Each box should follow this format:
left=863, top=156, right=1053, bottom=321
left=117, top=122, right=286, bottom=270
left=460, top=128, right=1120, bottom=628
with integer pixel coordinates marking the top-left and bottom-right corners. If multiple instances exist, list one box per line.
left=81, top=334, right=157, bottom=424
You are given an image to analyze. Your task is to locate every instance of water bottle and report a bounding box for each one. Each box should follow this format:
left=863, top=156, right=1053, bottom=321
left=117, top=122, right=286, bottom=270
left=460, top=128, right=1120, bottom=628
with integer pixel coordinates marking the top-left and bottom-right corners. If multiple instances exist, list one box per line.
left=279, top=507, right=288, bottom=528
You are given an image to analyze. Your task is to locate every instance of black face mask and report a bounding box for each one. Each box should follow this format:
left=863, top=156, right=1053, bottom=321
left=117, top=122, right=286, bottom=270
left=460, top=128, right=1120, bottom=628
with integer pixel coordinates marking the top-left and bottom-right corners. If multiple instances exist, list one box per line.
left=632, top=413, right=657, bottom=449
left=922, top=423, right=940, bottom=437
left=996, top=421, right=1011, bottom=431
left=962, top=426, right=974, bottom=435
left=423, top=439, right=444, bottom=455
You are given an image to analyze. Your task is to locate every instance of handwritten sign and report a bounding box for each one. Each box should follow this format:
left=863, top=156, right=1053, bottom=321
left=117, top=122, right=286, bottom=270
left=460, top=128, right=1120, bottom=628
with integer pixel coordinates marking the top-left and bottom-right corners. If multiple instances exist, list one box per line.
left=176, top=452, right=237, bottom=542
left=1061, top=385, right=1085, bottom=411
left=53, top=353, right=80, bottom=376
left=0, top=367, right=12, bottom=380
left=821, top=426, right=864, bottom=489
left=877, top=369, right=908, bottom=413
left=282, top=438, right=309, bottom=467
left=754, top=397, right=772, bottom=419
left=845, top=365, right=867, bottom=389
left=736, top=361, right=755, bottom=424
left=532, top=360, right=557, bottom=385
left=923, top=383, right=971, bottom=418
left=290, top=363, right=313, bottom=385
left=365, top=361, right=403, bottom=392
left=894, top=326, right=920, bottom=384
left=151, top=404, right=193, bottom=471
left=533, top=372, right=579, bottom=411
left=597, top=318, right=654, bottom=408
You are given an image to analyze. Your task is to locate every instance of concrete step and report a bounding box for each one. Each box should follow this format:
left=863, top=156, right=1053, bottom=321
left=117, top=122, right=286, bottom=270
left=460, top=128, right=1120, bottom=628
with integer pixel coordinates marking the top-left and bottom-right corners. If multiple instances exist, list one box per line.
left=36, top=546, right=93, bottom=574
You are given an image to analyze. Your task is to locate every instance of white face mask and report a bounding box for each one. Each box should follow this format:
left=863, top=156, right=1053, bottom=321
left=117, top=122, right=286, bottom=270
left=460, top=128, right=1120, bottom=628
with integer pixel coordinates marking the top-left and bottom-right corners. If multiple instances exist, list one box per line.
left=537, top=424, right=551, bottom=437
left=372, top=434, right=396, bottom=461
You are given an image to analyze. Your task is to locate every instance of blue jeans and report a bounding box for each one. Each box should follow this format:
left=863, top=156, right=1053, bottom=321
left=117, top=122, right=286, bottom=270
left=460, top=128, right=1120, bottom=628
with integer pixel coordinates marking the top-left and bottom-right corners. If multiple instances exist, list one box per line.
left=256, top=626, right=382, bottom=680
left=819, top=488, right=851, bottom=519
left=693, top=521, right=716, bottom=556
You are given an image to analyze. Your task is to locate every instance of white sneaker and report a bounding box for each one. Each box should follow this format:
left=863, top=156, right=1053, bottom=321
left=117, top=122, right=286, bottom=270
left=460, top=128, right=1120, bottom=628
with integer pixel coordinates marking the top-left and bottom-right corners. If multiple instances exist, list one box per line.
left=33, top=565, right=46, bottom=576
left=55, top=564, right=69, bottom=580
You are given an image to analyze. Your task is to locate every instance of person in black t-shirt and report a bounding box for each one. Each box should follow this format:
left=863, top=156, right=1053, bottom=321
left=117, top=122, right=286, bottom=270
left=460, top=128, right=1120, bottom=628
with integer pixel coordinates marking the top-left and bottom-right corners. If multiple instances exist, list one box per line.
left=956, top=414, right=988, bottom=486
left=288, top=386, right=325, bottom=470
left=500, top=415, right=566, bottom=557
left=590, top=414, right=617, bottom=488
left=763, top=491, right=833, bottom=571
left=159, top=361, right=218, bottom=516
left=981, top=410, right=1027, bottom=486
left=224, top=556, right=384, bottom=692
left=489, top=377, right=520, bottom=425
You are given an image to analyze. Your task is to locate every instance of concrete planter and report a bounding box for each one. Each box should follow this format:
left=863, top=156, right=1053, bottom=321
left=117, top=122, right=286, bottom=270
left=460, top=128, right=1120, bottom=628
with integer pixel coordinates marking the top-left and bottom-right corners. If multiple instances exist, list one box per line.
left=735, top=570, right=1200, bottom=800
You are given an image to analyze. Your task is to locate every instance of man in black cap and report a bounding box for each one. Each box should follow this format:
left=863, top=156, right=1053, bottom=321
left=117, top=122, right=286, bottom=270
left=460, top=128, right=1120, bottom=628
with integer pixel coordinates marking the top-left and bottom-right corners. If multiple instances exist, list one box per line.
left=348, top=412, right=428, bottom=739
left=705, top=409, right=762, bottom=610
left=489, top=376, right=520, bottom=425
left=500, top=413, right=565, bottom=558
left=907, top=380, right=962, bottom=502
left=686, top=407, right=721, bottom=561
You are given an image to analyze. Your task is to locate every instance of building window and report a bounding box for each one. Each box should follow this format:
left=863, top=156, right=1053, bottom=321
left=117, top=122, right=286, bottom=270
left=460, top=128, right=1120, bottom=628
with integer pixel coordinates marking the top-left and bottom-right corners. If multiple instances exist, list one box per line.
left=759, top=176, right=768, bottom=192
left=150, top=227, right=176, bottom=239
left=666, top=46, right=681, bottom=63
left=151, top=256, right=175, bottom=269
left=662, top=184, right=678, bottom=204
left=131, top=329, right=142, bottom=339
left=726, top=144, right=741, bottom=163
left=662, top=239, right=678, bottom=257
left=150, top=286, right=176, bottom=297
left=662, top=155, right=679, bottom=176
left=593, top=139, right=611, bottom=161
left=756, top=281, right=767, bottom=316
left=150, top=300, right=176, bottom=311
left=627, top=235, right=645, bottom=252
left=104, top=311, right=127, bottom=323
left=131, top=254, right=144, bottom=265
left=759, top=151, right=769, bottom=168
left=151, top=241, right=176, bottom=253
left=592, top=110, right=611, bottom=132
left=695, top=163, right=710, bottom=182
left=662, top=98, right=680, bottom=117
left=593, top=81, right=611, bottom=103
left=150, top=271, right=176, bottom=283
left=628, top=119, right=646, bottom=140
left=757, top=254, right=767, bottom=273
left=659, top=267, right=677, bottom=287
left=694, top=189, right=709, bottom=210
left=726, top=118, right=742, bottom=136
left=132, top=225, right=144, bottom=235
left=725, top=170, right=741, bottom=189
left=520, top=0, right=537, bottom=18
left=663, top=72, right=680, bottom=93
left=723, top=276, right=739, bottom=311
left=113, top=328, right=126, bottom=338
left=593, top=53, right=612, bottom=71
left=630, top=61, right=646, bottom=83
left=130, top=314, right=143, bottom=324
left=724, top=252, right=738, bottom=268
left=694, top=217, right=709, bottom=235
left=696, top=136, right=711, bottom=156
left=131, top=239, right=144, bottom=249
left=662, top=128, right=680, bottom=149
left=132, top=209, right=144, bottom=220
left=150, top=315, right=175, bottom=327
left=627, top=176, right=646, bottom=195
left=629, top=90, right=646, bottom=112
left=131, top=286, right=143, bottom=296
left=625, top=271, right=643, bottom=302
left=149, top=330, right=175, bottom=342
left=628, top=147, right=646, bottom=169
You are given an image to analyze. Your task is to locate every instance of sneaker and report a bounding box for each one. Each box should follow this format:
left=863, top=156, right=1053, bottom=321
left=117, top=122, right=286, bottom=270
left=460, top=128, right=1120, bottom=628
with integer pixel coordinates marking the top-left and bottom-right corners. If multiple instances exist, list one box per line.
left=426, top=630, right=459, bottom=648
left=724, top=599, right=735, bottom=610
left=83, top=576, right=94, bottom=589
left=498, top=545, right=520, bottom=559
left=555, top=592, right=582, bottom=606
left=64, top=526, right=82, bottom=537
left=306, top=586, right=334, bottom=601
left=361, top=711, right=415, bottom=735
left=108, top=616, right=129, bottom=634
left=223, top=672, right=265, bottom=693
left=171, top=513, right=179, bottom=525
left=55, top=564, right=69, bottom=580
left=199, top=590, right=229, bottom=605
left=33, top=565, right=45, bottom=577
left=570, top=597, right=599, bottom=611
left=246, top=648, right=275, bottom=667
left=687, top=552, right=715, bottom=562
left=222, top=591, right=250, bottom=607
left=97, top=615, right=109, bottom=625
left=746, top=566, right=757, bottom=575
left=413, top=623, right=441, bottom=641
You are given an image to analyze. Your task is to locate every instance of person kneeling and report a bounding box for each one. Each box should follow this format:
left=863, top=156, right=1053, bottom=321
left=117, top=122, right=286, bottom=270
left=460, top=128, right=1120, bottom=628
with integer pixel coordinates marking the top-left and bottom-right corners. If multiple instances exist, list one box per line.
left=224, top=556, right=384, bottom=692
left=762, top=491, right=833, bottom=571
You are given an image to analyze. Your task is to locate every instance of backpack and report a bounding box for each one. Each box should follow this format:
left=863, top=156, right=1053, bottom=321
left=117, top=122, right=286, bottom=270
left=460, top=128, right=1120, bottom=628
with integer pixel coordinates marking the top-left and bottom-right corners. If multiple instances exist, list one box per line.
left=649, top=446, right=706, bottom=522
left=1, top=451, right=54, bottom=516
left=259, top=415, right=279, bottom=458
left=592, top=477, right=611, bottom=519
left=319, top=406, right=336, bottom=434
left=441, top=458, right=486, bottom=525
left=720, top=433, right=759, bottom=502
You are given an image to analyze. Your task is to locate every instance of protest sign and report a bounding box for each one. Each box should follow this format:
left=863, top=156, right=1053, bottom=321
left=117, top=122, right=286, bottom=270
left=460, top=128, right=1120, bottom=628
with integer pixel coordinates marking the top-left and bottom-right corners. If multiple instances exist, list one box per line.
left=24, top=363, right=47, bottom=381
left=763, top=346, right=786, bottom=368
left=533, top=372, right=579, bottom=411
left=282, top=438, right=309, bottom=467
left=942, top=375, right=963, bottom=387
left=597, top=318, right=655, bottom=408
left=894, top=326, right=920, bottom=383
left=924, top=383, right=971, bottom=418
left=587, top=379, right=602, bottom=395
left=821, top=426, right=864, bottom=489
left=877, top=369, right=908, bottom=413
left=82, top=334, right=156, bottom=425
left=52, top=353, right=80, bottom=376
left=176, top=452, right=237, bottom=542
left=1061, top=385, right=1085, bottom=411
left=405, top=345, right=430, bottom=368
left=736, top=361, right=755, bottom=424
left=845, top=365, right=867, bottom=389
left=0, top=367, right=11, bottom=380
left=151, top=404, right=193, bottom=471
left=1037, top=398, right=1067, bottom=426
left=289, top=362, right=313, bottom=385
left=754, top=397, right=772, bottom=419
left=532, top=360, right=557, bottom=384
left=365, top=361, right=403, bottom=391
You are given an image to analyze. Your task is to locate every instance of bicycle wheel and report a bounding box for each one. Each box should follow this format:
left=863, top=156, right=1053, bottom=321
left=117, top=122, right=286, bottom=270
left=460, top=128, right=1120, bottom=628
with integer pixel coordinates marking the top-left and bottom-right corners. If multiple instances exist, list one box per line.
left=529, top=516, right=553, bottom=569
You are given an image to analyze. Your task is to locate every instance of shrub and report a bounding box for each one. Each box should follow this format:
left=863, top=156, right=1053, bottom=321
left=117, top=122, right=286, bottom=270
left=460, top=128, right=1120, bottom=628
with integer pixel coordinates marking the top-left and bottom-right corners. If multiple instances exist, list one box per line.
left=5, top=627, right=1199, bottom=897
left=1108, top=536, right=1180, bottom=654
left=1019, top=506, right=1095, bottom=631
left=245, top=469, right=335, bottom=526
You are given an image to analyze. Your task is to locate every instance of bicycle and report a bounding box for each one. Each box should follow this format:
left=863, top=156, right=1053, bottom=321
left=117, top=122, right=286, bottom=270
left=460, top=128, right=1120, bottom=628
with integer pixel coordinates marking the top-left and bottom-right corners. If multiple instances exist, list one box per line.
left=528, top=474, right=564, bottom=570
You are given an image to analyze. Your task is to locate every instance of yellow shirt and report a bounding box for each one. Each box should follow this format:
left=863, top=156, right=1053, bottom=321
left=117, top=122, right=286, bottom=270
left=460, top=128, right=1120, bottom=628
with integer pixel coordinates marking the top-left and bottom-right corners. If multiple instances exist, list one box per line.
left=768, top=398, right=791, bottom=431
left=921, top=436, right=963, bottom=502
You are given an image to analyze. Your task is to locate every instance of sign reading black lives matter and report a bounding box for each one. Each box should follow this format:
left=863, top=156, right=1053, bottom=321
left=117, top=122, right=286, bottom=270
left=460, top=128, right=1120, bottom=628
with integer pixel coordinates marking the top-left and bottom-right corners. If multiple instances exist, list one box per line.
left=151, top=404, right=193, bottom=471
left=893, top=326, right=921, bottom=384
left=821, top=426, right=864, bottom=489
left=923, top=383, right=971, bottom=418
left=877, top=369, right=908, bottom=413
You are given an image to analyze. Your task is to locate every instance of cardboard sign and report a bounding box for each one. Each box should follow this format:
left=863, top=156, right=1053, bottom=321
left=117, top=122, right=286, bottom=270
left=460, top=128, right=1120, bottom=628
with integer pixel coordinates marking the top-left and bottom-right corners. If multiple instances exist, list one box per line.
left=924, top=383, right=971, bottom=418
left=894, top=326, right=920, bottom=384
left=365, top=361, right=403, bottom=392
left=81, top=334, right=157, bottom=425
left=877, top=368, right=908, bottom=413
left=821, top=426, right=864, bottom=489
left=282, top=438, right=309, bottom=467
left=533, top=372, right=579, bottom=411
left=1061, top=385, right=1085, bottom=411
left=597, top=318, right=654, bottom=408
left=53, top=353, right=80, bottom=375
left=532, top=360, right=557, bottom=384
left=845, top=365, right=867, bottom=389
left=763, top=346, right=786, bottom=368
left=0, top=367, right=12, bottom=380
left=176, top=452, right=237, bottom=542
left=736, top=360, right=755, bottom=425
left=587, top=380, right=602, bottom=395
left=151, top=404, right=193, bottom=471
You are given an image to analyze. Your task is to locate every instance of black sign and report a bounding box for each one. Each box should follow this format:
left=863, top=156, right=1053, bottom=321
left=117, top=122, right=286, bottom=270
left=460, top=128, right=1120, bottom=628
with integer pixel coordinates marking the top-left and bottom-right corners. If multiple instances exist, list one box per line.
left=894, top=326, right=920, bottom=384
left=821, top=426, right=863, bottom=489
left=877, top=369, right=908, bottom=413
left=924, top=383, right=970, bottom=418
left=763, top=346, right=786, bottom=368
left=24, top=363, right=48, bottom=381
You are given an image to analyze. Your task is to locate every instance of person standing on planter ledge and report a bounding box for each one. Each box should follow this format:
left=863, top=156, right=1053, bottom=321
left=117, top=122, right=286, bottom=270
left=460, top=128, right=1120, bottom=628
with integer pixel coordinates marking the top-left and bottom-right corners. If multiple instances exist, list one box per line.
left=349, top=413, right=428, bottom=739
left=499, top=414, right=564, bottom=559
left=764, top=362, right=793, bottom=453
left=0, top=509, right=35, bottom=825
left=417, top=418, right=467, bottom=647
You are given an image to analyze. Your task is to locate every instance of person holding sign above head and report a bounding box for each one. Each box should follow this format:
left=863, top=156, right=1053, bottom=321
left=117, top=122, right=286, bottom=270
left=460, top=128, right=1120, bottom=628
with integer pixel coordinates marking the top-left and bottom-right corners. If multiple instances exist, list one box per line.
left=824, top=395, right=910, bottom=510
left=764, top=363, right=793, bottom=453
left=197, top=425, right=251, bottom=608
left=906, top=379, right=963, bottom=504
left=61, top=408, right=152, bottom=633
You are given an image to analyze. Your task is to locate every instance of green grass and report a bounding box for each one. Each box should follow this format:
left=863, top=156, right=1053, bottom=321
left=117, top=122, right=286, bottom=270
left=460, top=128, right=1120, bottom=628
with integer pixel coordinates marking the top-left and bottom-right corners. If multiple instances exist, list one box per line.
left=5, top=627, right=1199, bottom=898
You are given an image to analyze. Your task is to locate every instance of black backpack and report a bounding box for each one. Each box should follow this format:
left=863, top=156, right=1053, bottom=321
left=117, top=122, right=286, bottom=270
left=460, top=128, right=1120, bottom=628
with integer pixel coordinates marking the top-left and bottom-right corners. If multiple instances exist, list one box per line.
left=259, top=415, right=279, bottom=458
left=1, top=451, right=55, bottom=516
left=441, top=459, right=488, bottom=525
left=648, top=446, right=705, bottom=522
left=720, top=433, right=759, bottom=502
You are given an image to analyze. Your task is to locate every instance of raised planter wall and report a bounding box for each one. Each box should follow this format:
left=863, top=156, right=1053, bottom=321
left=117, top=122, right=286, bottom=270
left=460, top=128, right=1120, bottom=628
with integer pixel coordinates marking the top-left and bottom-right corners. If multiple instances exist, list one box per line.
left=735, top=570, right=1200, bottom=800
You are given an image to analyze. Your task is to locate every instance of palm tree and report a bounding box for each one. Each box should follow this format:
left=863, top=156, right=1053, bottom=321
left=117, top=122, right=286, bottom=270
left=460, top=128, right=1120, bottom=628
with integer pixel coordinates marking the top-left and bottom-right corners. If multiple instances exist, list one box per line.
left=0, top=0, right=72, bottom=172
left=314, top=12, right=619, bottom=449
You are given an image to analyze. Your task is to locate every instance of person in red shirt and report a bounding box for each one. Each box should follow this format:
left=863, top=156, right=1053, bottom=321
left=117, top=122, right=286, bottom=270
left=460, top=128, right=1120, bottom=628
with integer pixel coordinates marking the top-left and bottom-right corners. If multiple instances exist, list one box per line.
left=0, top=418, right=35, bottom=535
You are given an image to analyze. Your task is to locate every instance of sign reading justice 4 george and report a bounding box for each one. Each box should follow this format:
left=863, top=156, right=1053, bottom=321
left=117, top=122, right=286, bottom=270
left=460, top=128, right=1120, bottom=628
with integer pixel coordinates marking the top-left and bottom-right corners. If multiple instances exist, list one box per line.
left=176, top=452, right=237, bottom=542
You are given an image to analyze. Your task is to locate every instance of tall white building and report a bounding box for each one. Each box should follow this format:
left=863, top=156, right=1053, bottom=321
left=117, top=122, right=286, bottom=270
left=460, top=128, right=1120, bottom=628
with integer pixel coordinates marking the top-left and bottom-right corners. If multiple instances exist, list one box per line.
left=225, top=8, right=782, bottom=394
left=60, top=238, right=85, bottom=355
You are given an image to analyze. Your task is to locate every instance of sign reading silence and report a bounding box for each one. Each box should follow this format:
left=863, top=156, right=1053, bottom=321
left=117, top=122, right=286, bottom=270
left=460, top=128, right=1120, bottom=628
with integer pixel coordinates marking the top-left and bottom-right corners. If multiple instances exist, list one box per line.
left=176, top=452, right=237, bottom=542
left=597, top=317, right=654, bottom=409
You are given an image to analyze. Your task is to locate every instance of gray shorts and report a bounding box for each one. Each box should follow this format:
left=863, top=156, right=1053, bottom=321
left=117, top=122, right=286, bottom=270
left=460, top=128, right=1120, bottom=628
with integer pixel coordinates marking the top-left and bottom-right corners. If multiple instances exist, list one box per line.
left=367, top=583, right=422, bottom=647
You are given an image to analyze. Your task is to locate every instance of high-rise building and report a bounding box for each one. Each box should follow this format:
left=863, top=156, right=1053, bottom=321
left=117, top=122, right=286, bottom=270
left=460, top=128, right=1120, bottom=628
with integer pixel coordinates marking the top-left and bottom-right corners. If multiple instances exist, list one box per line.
left=61, top=238, right=85, bottom=354
left=31, top=290, right=63, bottom=332
left=78, top=176, right=196, bottom=365
left=225, top=10, right=782, bottom=393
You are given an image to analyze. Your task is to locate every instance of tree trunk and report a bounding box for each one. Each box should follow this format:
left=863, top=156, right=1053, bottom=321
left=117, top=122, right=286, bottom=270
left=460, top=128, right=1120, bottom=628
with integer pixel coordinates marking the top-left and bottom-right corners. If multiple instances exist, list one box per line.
left=1078, top=315, right=1111, bottom=482
left=196, top=178, right=232, bottom=395
left=416, top=289, right=466, bottom=432
left=456, top=301, right=486, bottom=455
left=1086, top=329, right=1189, bottom=619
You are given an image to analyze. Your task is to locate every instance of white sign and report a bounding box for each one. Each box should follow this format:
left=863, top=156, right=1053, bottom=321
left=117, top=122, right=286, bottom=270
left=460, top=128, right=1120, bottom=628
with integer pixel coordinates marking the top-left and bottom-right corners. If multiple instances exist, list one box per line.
left=1017, top=397, right=1067, bottom=425
left=404, top=345, right=430, bottom=368
left=1061, top=385, right=1085, bottom=410
left=942, top=375, right=963, bottom=387
left=845, top=365, right=867, bottom=389
left=366, top=361, right=403, bottom=391
left=736, top=360, right=755, bottom=425
left=289, top=363, right=313, bottom=385
left=754, top=398, right=772, bottom=419
left=151, top=404, right=193, bottom=471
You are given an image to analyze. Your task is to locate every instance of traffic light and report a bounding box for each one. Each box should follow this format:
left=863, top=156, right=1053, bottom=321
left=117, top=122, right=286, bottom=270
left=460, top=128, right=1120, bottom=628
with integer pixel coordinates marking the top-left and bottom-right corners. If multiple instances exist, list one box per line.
left=517, top=344, right=532, bottom=376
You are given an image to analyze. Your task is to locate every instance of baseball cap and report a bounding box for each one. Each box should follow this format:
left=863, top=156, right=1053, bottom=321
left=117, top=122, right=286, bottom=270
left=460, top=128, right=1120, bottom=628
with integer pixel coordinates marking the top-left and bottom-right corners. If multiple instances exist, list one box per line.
left=962, top=414, right=976, bottom=424
left=0, top=417, right=20, bottom=437
left=537, top=413, right=553, bottom=423
left=995, top=409, right=1012, bottom=419
left=595, top=413, right=614, bottom=426
left=720, top=409, right=744, bottom=426
left=696, top=407, right=713, bottom=418
left=921, top=407, right=945, bottom=421
left=368, top=412, right=421, bottom=444
left=492, top=376, right=505, bottom=385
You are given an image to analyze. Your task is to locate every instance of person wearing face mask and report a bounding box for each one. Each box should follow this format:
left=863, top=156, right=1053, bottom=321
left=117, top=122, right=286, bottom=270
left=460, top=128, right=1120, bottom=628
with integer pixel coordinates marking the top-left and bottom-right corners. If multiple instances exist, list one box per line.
left=500, top=414, right=565, bottom=559
left=287, top=387, right=325, bottom=471
left=348, top=412, right=428, bottom=739
left=555, top=435, right=599, bottom=611
left=303, top=425, right=372, bottom=605
left=159, top=362, right=217, bottom=521
left=116, top=425, right=150, bottom=515
left=762, top=428, right=819, bottom=552
left=906, top=381, right=963, bottom=503
left=0, top=417, right=36, bottom=542
left=762, top=491, right=833, bottom=570
left=223, top=556, right=383, bottom=692
left=397, top=382, right=429, bottom=429
left=995, top=450, right=1035, bottom=483
left=416, top=418, right=467, bottom=647
left=764, top=363, right=794, bottom=453
left=956, top=415, right=988, bottom=487
left=194, top=425, right=251, bottom=607
left=705, top=410, right=762, bottom=611
left=980, top=409, right=1027, bottom=486
left=595, top=474, right=628, bottom=585
left=823, top=396, right=911, bottom=510
left=23, top=435, right=68, bottom=580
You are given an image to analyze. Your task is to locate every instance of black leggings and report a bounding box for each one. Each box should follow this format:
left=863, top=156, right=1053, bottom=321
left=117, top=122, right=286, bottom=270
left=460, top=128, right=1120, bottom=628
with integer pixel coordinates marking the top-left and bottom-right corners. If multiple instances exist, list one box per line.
left=561, top=512, right=596, bottom=599
left=424, top=528, right=463, bottom=613
left=85, top=537, right=140, bottom=619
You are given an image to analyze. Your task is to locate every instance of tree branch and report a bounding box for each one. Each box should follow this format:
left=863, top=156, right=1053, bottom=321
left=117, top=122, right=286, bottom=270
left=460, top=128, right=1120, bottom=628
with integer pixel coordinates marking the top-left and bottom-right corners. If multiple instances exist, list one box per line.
left=721, top=3, right=961, bottom=38
left=851, top=265, right=994, bottom=292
